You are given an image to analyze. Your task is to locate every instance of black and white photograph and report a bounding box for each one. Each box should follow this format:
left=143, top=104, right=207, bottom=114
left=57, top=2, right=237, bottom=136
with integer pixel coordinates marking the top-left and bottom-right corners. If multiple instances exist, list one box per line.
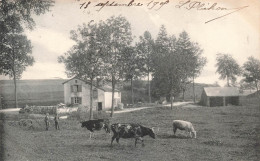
left=0, top=0, right=259, bottom=160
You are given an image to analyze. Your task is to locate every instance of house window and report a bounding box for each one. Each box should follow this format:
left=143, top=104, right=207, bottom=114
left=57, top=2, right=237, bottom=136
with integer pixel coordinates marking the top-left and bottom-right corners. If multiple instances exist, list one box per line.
left=71, top=97, right=82, bottom=104
left=75, top=80, right=77, bottom=83
left=71, top=85, right=82, bottom=92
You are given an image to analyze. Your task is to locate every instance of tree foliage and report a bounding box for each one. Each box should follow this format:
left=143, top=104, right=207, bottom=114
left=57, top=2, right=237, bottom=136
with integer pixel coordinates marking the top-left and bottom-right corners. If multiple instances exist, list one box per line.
left=0, top=0, right=54, bottom=108
left=152, top=28, right=206, bottom=107
left=136, top=31, right=155, bottom=103
left=58, top=22, right=106, bottom=119
left=98, top=15, right=133, bottom=117
left=242, top=56, right=260, bottom=91
left=215, top=54, right=241, bottom=87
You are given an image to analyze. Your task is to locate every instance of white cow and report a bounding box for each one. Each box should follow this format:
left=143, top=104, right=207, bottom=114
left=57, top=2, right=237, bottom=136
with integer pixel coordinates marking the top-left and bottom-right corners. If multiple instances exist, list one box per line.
left=173, top=120, right=196, bottom=138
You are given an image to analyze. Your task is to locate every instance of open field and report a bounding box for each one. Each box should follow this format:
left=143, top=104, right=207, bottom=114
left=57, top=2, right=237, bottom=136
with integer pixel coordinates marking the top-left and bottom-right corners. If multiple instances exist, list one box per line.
left=1, top=98, right=260, bottom=161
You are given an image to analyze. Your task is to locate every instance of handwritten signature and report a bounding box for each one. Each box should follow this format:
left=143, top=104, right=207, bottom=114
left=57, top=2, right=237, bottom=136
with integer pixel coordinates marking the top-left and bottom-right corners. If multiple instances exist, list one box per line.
left=175, top=0, right=249, bottom=23
left=78, top=0, right=249, bottom=24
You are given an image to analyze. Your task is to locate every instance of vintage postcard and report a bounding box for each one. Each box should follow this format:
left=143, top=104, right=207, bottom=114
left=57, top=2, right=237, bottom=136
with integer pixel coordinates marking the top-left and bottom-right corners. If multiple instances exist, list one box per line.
left=0, top=0, right=259, bottom=160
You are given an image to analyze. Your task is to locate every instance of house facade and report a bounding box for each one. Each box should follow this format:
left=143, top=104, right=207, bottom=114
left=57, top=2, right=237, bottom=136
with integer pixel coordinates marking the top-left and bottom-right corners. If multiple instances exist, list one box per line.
left=200, top=87, right=240, bottom=107
left=63, top=78, right=121, bottom=111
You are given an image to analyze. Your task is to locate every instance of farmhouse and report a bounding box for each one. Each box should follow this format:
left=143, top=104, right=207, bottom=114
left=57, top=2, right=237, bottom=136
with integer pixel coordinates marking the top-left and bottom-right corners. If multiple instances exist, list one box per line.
left=200, top=87, right=240, bottom=107
left=63, top=78, right=121, bottom=111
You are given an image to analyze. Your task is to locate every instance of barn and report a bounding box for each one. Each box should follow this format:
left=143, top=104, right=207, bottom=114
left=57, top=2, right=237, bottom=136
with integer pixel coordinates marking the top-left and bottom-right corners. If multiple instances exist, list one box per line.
left=63, top=77, right=121, bottom=111
left=200, top=87, right=240, bottom=107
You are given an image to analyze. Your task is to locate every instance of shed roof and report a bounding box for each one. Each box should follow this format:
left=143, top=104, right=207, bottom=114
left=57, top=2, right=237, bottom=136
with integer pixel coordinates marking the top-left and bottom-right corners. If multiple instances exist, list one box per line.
left=204, top=87, right=240, bottom=97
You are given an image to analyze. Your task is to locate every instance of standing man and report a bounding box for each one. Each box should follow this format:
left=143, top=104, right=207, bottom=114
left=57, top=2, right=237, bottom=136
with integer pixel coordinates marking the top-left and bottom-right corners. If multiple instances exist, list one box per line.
left=54, top=113, right=60, bottom=130
left=44, top=113, right=50, bottom=131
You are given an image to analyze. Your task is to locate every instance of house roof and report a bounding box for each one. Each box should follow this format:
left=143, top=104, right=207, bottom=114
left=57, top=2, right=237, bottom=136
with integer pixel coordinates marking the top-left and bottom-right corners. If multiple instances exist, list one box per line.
left=62, top=77, right=119, bottom=92
left=204, top=87, right=240, bottom=97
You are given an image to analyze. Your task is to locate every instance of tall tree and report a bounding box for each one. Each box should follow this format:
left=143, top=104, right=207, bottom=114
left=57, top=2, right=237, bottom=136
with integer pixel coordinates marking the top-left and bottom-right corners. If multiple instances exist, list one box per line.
left=136, top=31, right=154, bottom=103
left=174, top=31, right=206, bottom=102
left=58, top=22, right=105, bottom=120
left=0, top=0, right=54, bottom=108
left=0, top=34, right=34, bottom=108
left=242, top=56, right=260, bottom=92
left=100, top=16, right=133, bottom=117
left=215, top=54, right=241, bottom=87
left=122, top=46, right=142, bottom=105
left=153, top=26, right=181, bottom=109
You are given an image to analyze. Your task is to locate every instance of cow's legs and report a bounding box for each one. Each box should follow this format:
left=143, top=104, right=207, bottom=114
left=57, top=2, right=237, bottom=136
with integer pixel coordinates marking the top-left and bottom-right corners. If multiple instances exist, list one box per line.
left=89, top=132, right=93, bottom=139
left=111, top=135, right=116, bottom=146
left=135, top=137, right=144, bottom=147
left=189, top=132, right=192, bottom=138
left=116, top=137, right=120, bottom=144
left=173, top=127, right=177, bottom=135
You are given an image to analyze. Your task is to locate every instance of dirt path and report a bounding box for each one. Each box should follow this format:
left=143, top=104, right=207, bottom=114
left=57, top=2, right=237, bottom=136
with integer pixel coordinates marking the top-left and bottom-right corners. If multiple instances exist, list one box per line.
left=112, top=101, right=191, bottom=114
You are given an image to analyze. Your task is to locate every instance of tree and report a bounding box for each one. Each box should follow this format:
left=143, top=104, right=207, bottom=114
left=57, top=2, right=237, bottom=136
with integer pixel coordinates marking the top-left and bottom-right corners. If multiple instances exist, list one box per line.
left=152, top=29, right=206, bottom=108
left=174, top=31, right=206, bottom=102
left=136, top=31, right=155, bottom=103
left=242, top=56, right=260, bottom=91
left=0, top=0, right=54, bottom=108
left=122, top=46, right=143, bottom=105
left=99, top=16, right=133, bottom=117
left=153, top=26, right=181, bottom=109
left=58, top=22, right=105, bottom=119
left=215, top=54, right=241, bottom=87
left=0, top=34, right=34, bottom=108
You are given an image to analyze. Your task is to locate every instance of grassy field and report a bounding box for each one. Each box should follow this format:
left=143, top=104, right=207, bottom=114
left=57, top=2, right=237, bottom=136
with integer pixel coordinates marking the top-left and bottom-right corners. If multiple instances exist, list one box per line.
left=1, top=98, right=260, bottom=161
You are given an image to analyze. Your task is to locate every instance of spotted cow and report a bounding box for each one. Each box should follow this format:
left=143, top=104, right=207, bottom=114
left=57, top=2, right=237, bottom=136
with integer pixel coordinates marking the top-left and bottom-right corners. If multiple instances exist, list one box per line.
left=110, top=123, right=155, bottom=147
left=81, top=119, right=110, bottom=138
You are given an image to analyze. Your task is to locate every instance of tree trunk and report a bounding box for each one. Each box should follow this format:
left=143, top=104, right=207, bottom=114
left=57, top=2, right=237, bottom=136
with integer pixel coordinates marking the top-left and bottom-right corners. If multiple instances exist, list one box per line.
left=12, top=62, right=18, bottom=108
left=255, top=80, right=259, bottom=92
left=227, top=77, right=230, bottom=87
left=13, top=76, right=18, bottom=108
left=170, top=89, right=173, bottom=110
left=148, top=71, right=151, bottom=103
left=182, top=89, right=185, bottom=101
left=110, top=75, right=115, bottom=117
left=193, top=75, right=195, bottom=103
left=131, top=77, right=134, bottom=105
left=89, top=79, right=93, bottom=120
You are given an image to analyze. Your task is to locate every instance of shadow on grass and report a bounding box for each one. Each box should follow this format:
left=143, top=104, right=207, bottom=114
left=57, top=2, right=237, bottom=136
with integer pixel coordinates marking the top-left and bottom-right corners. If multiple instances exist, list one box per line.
left=71, top=142, right=141, bottom=151
left=158, top=134, right=191, bottom=139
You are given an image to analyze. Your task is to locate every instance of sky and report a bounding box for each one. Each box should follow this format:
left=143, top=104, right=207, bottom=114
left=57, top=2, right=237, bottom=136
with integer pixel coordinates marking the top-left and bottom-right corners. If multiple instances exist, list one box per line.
left=1, top=0, right=259, bottom=86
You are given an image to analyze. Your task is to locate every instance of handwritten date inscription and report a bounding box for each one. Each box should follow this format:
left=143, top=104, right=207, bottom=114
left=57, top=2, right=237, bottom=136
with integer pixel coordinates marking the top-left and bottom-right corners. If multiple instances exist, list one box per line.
left=80, top=0, right=169, bottom=11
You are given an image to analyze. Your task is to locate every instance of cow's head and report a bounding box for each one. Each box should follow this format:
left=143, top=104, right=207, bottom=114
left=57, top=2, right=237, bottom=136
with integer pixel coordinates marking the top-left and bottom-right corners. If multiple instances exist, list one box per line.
left=149, top=127, right=156, bottom=139
left=103, top=119, right=110, bottom=133
left=80, top=121, right=86, bottom=128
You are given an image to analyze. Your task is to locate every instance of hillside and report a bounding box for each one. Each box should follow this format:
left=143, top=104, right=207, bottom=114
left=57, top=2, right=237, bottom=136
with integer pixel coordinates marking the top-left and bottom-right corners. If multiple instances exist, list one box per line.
left=0, top=79, right=67, bottom=108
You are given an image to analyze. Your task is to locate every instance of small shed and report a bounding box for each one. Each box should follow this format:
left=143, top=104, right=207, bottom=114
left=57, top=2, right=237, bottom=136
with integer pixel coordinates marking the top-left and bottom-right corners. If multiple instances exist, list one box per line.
left=200, top=87, right=240, bottom=107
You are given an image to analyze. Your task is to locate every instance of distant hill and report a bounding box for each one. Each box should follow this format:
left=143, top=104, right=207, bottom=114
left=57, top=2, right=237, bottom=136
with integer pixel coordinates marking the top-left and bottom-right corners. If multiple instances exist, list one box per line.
left=0, top=78, right=218, bottom=108
left=0, top=79, right=67, bottom=108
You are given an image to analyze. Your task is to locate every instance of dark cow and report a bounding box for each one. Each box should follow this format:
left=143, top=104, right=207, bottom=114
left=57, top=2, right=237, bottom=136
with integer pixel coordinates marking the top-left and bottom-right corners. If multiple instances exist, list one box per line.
left=81, top=119, right=110, bottom=138
left=110, top=123, right=155, bottom=147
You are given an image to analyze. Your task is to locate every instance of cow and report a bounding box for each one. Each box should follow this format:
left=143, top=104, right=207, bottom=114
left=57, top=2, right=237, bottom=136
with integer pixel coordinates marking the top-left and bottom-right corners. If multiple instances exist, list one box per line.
left=110, top=123, right=155, bottom=147
left=81, top=119, right=110, bottom=139
left=173, top=120, right=196, bottom=138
